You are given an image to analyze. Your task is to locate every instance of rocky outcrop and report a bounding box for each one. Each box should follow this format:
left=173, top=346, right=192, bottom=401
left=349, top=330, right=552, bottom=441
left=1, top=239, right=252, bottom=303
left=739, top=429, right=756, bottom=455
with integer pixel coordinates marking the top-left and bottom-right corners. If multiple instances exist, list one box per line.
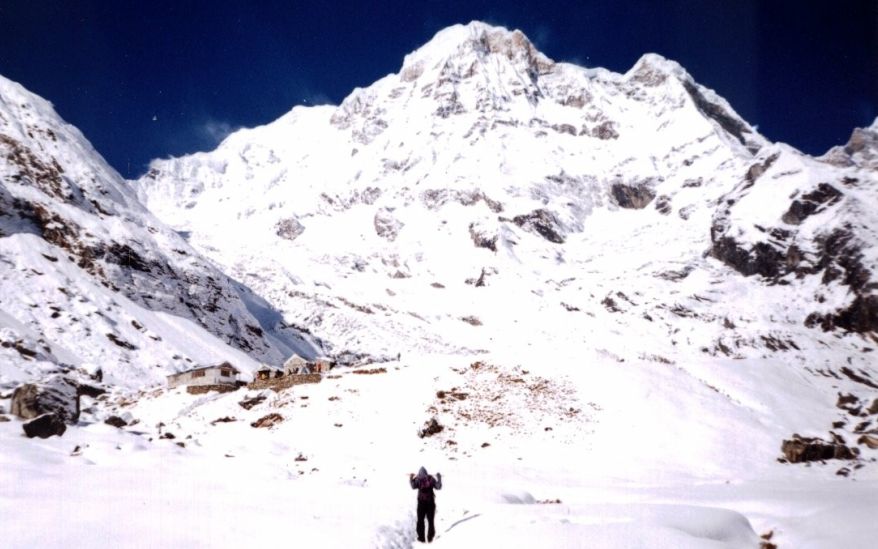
left=610, top=182, right=656, bottom=209
left=104, top=415, right=128, bottom=428
left=11, top=378, right=80, bottom=424
left=374, top=208, right=404, bottom=241
left=781, top=434, right=858, bottom=463
left=23, top=413, right=67, bottom=438
left=251, top=413, right=283, bottom=429
left=682, top=81, right=753, bottom=149
left=275, top=217, right=305, bottom=241
left=469, top=223, right=497, bottom=251
left=510, top=209, right=564, bottom=244
left=781, top=183, right=843, bottom=225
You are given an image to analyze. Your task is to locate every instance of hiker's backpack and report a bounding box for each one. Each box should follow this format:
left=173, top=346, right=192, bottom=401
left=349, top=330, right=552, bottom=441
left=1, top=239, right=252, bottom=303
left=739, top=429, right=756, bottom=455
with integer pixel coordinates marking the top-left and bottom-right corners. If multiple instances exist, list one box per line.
left=417, top=476, right=434, bottom=501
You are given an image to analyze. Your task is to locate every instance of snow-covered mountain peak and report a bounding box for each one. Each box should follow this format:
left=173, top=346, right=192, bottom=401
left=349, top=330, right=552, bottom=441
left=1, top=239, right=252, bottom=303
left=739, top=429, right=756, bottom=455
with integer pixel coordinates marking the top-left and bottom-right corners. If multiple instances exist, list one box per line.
left=399, top=21, right=554, bottom=83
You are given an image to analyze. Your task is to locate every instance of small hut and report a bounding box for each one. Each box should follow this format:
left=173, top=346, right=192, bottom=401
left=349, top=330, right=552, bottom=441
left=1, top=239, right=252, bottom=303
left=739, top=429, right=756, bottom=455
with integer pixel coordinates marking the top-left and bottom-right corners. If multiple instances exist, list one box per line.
left=167, top=361, right=240, bottom=389
left=310, top=357, right=334, bottom=373
left=283, top=354, right=311, bottom=375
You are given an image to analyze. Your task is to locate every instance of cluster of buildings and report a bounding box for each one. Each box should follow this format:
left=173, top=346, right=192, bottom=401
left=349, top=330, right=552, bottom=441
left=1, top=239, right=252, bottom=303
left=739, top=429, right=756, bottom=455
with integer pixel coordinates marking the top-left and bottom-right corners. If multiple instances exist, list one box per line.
left=166, top=353, right=333, bottom=391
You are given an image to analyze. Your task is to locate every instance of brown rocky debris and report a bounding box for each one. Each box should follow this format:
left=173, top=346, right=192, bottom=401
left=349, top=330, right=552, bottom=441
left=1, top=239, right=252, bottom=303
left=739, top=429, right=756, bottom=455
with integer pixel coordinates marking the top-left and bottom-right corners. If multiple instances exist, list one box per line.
left=858, top=435, right=878, bottom=449
left=251, top=413, right=284, bottom=429
left=351, top=367, right=387, bottom=375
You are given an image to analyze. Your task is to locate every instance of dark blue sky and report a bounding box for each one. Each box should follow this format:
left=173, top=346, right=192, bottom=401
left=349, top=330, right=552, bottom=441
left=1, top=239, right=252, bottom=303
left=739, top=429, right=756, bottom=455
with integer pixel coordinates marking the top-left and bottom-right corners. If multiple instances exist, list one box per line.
left=1, top=1, right=875, bottom=178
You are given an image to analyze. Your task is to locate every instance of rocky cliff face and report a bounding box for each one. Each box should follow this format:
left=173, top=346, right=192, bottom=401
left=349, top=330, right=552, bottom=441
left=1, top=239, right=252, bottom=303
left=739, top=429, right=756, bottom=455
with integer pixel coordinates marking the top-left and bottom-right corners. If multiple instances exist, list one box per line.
left=0, top=75, right=318, bottom=388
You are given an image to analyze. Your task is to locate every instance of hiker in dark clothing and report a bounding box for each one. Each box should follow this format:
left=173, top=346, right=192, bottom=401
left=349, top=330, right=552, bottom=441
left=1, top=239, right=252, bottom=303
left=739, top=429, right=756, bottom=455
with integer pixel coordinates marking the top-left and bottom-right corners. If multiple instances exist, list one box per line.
left=409, top=466, right=442, bottom=543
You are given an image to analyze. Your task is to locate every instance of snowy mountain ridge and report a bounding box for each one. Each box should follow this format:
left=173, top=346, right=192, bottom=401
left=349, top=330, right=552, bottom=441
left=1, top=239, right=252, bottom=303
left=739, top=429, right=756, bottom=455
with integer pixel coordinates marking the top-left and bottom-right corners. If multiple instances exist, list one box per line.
left=0, top=73, right=319, bottom=388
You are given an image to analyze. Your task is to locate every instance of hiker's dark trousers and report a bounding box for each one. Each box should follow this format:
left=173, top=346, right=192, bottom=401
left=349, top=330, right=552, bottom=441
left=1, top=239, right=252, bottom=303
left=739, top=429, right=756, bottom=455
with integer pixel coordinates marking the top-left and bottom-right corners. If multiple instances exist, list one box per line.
left=416, top=500, right=436, bottom=542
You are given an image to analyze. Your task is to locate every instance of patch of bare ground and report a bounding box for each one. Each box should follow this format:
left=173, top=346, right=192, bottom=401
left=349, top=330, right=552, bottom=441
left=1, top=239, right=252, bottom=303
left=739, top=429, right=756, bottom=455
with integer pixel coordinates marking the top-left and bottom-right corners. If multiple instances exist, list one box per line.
left=430, top=361, right=588, bottom=436
left=351, top=367, right=387, bottom=375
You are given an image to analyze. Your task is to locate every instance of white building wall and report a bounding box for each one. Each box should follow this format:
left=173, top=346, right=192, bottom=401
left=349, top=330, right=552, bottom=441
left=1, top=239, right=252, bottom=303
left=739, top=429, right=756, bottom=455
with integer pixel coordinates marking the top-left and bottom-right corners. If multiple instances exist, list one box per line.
left=167, top=367, right=237, bottom=388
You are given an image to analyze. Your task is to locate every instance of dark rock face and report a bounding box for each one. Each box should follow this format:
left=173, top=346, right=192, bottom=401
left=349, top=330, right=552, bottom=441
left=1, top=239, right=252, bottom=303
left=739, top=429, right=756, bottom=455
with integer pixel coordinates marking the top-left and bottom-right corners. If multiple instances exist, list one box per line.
left=23, top=413, right=67, bottom=438
left=782, top=183, right=843, bottom=225
left=709, top=236, right=790, bottom=279
left=11, top=379, right=80, bottom=424
left=511, top=209, right=564, bottom=243
left=681, top=81, right=752, bottom=148
left=610, top=182, right=656, bottom=209
left=104, top=416, right=128, bottom=428
left=807, top=295, right=878, bottom=334
left=781, top=435, right=857, bottom=463
left=418, top=417, right=444, bottom=438
left=710, top=155, right=876, bottom=335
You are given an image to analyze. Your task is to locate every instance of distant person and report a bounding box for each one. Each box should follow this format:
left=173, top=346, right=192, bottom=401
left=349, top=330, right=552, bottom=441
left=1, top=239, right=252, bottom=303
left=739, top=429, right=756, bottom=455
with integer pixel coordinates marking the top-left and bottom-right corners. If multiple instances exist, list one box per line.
left=409, top=466, right=442, bottom=543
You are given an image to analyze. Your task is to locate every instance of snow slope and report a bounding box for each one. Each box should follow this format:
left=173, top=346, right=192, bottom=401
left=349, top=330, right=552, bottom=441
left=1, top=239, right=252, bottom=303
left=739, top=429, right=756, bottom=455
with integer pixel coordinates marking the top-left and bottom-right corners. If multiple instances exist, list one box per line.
left=0, top=73, right=320, bottom=388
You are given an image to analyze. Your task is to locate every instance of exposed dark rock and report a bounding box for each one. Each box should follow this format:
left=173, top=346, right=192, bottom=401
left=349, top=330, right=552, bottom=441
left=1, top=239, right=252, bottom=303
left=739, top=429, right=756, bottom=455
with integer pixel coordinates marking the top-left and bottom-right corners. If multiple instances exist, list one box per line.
left=511, top=209, right=564, bottom=243
left=238, top=394, right=267, bottom=410
left=275, top=217, right=305, bottom=241
left=104, top=416, right=128, bottom=428
left=251, top=413, right=284, bottom=429
left=782, top=183, right=843, bottom=225
left=105, top=333, right=138, bottom=350
left=11, top=379, right=80, bottom=424
left=418, top=417, right=444, bottom=438
left=590, top=120, right=619, bottom=140
left=104, top=242, right=152, bottom=272
left=610, top=182, right=656, bottom=209
left=0, top=415, right=10, bottom=422
left=682, top=80, right=751, bottom=147
left=781, top=434, right=858, bottom=463
left=460, top=315, right=483, bottom=326
left=22, top=413, right=67, bottom=438
left=374, top=208, right=403, bottom=241
left=710, top=237, right=789, bottom=279
left=807, top=295, right=878, bottom=335
left=76, top=383, right=106, bottom=399
left=744, top=153, right=779, bottom=185
left=654, top=195, right=672, bottom=215
left=601, top=296, right=620, bottom=313
left=469, top=224, right=497, bottom=251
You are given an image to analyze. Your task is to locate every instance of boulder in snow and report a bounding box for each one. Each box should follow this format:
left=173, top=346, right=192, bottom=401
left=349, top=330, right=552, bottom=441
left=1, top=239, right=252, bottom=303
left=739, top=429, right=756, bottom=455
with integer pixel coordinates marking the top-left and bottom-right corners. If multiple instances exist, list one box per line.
left=22, top=413, right=67, bottom=438
left=11, top=378, right=80, bottom=424
left=781, top=435, right=858, bottom=463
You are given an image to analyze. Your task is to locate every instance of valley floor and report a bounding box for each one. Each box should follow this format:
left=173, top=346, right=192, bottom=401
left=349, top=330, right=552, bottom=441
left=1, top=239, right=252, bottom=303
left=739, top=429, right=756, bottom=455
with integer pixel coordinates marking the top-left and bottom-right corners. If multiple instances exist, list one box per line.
left=2, top=353, right=877, bottom=548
